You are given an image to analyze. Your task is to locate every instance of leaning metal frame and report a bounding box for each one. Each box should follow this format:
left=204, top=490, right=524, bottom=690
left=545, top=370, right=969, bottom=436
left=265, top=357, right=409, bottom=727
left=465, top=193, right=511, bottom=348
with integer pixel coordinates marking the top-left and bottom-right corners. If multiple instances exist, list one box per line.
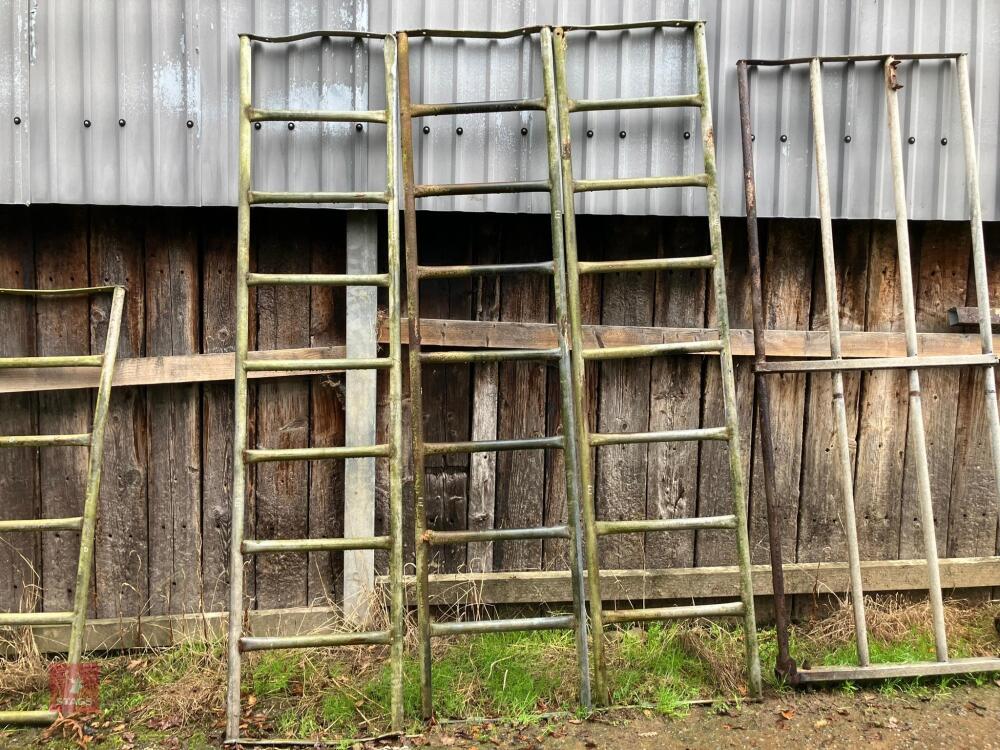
left=738, top=53, right=1000, bottom=683
left=397, top=26, right=593, bottom=717
left=0, top=285, right=125, bottom=725
left=226, top=31, right=405, bottom=743
left=554, top=20, right=762, bottom=703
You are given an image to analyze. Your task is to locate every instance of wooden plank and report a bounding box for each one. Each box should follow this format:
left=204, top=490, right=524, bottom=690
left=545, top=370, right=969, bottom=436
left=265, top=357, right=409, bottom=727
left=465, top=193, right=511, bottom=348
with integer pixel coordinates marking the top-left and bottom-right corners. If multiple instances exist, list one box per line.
left=948, top=306, right=1000, bottom=327
left=0, top=206, right=39, bottom=616
left=494, top=216, right=551, bottom=572
left=643, top=220, right=708, bottom=568
left=307, top=213, right=345, bottom=604
left=947, top=223, right=1000, bottom=561
left=15, top=557, right=1000, bottom=653
left=594, top=218, right=655, bottom=569
left=696, top=220, right=755, bottom=566
left=35, top=206, right=93, bottom=615
left=468, top=220, right=501, bottom=573
left=253, top=212, right=311, bottom=609
left=145, top=210, right=202, bottom=615
left=343, top=213, right=377, bottom=622
left=854, top=223, right=908, bottom=559
left=899, top=223, right=968, bottom=558
left=796, top=223, right=870, bottom=573
left=89, top=207, right=149, bottom=619
left=201, top=207, right=239, bottom=611
left=749, top=220, right=813, bottom=563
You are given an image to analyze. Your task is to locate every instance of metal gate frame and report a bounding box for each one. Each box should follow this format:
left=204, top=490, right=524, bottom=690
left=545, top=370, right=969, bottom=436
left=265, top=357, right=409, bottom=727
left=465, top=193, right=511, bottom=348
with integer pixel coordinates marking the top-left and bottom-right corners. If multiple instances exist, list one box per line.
left=554, top=20, right=763, bottom=704
left=397, top=25, right=593, bottom=718
left=225, top=31, right=405, bottom=744
left=737, top=52, right=1000, bottom=684
left=0, top=285, right=125, bottom=725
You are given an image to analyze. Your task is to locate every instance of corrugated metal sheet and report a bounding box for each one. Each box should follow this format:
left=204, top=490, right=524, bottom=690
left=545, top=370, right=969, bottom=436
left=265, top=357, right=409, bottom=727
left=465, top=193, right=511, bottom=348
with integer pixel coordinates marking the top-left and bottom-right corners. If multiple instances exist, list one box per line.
left=6, top=0, right=1000, bottom=220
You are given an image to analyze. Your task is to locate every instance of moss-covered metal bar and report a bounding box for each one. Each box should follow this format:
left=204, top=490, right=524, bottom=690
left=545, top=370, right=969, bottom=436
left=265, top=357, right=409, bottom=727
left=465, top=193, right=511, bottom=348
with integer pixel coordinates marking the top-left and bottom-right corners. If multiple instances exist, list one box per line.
left=246, top=272, right=389, bottom=287
left=417, top=261, right=554, bottom=279
left=413, top=179, right=549, bottom=198
left=244, top=356, right=391, bottom=372
left=0, top=516, right=83, bottom=532
left=0, top=433, right=91, bottom=447
left=248, top=107, right=387, bottom=123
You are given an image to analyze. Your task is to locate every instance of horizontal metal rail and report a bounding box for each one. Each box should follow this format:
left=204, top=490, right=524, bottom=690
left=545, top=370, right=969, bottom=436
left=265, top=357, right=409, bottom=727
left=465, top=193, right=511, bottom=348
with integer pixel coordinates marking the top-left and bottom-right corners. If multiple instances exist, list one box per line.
left=0, top=710, right=59, bottom=726
left=569, top=93, right=701, bottom=112
left=582, top=340, right=723, bottom=361
left=0, top=611, right=75, bottom=626
left=414, top=180, right=550, bottom=198
left=578, top=255, right=714, bottom=274
left=562, top=19, right=700, bottom=32
left=402, top=27, right=546, bottom=40
left=589, top=426, right=729, bottom=446
left=0, top=354, right=103, bottom=369
left=574, top=174, right=709, bottom=193
left=410, top=98, right=546, bottom=117
left=0, top=285, right=119, bottom=298
left=418, top=261, right=554, bottom=279
left=246, top=272, right=390, bottom=287
left=242, top=536, right=392, bottom=554
left=425, top=526, right=569, bottom=545
left=604, top=600, right=745, bottom=625
left=0, top=433, right=91, bottom=448
left=249, top=191, right=389, bottom=205
left=595, top=515, right=737, bottom=536
left=794, top=656, right=1000, bottom=683
left=756, top=353, right=999, bottom=374
left=430, top=615, right=575, bottom=637
left=424, top=436, right=563, bottom=455
left=244, top=444, right=391, bottom=463
left=0, top=517, right=83, bottom=533
left=244, top=357, right=391, bottom=372
left=239, top=630, right=391, bottom=652
left=418, top=348, right=561, bottom=365
left=248, top=107, right=387, bottom=124
left=741, top=52, right=963, bottom=67
left=243, top=30, right=387, bottom=42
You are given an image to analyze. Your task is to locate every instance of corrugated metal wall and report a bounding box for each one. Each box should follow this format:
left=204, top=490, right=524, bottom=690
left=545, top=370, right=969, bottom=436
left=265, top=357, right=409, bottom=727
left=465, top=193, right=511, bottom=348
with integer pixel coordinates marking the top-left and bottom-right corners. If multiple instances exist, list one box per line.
left=3, top=0, right=998, bottom=219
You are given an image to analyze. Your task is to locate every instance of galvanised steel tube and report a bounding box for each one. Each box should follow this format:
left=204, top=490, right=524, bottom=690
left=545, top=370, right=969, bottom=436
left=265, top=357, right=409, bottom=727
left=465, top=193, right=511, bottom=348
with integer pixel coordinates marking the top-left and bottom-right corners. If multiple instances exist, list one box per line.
left=810, top=58, right=870, bottom=667
left=582, top=340, right=722, bottom=360
left=425, top=525, right=570, bottom=544
left=383, top=33, right=407, bottom=732
left=226, top=33, right=252, bottom=744
left=0, top=354, right=103, bottom=368
left=244, top=357, right=391, bottom=371
left=595, top=515, right=737, bottom=535
left=0, top=710, right=59, bottom=726
left=242, top=536, right=392, bottom=553
left=63, top=285, right=125, bottom=712
left=246, top=272, right=390, bottom=287
left=756, top=353, right=999, bottom=373
left=604, top=601, right=744, bottom=624
left=0, top=285, right=118, bottom=298
left=245, top=444, right=391, bottom=463
left=249, top=107, right=387, bottom=123
left=430, top=615, right=575, bottom=636
left=573, top=174, right=709, bottom=192
left=884, top=57, right=948, bottom=662
left=737, top=60, right=795, bottom=682
left=569, top=93, right=701, bottom=112
left=396, top=31, right=433, bottom=721
left=418, top=261, right=554, bottom=279
left=0, top=611, right=75, bottom=626
left=0, top=517, right=82, bottom=532
left=552, top=25, right=609, bottom=705
left=577, top=255, right=714, bottom=274
left=424, top=436, right=563, bottom=455
left=240, top=630, right=391, bottom=652
left=413, top=180, right=549, bottom=198
left=695, top=22, right=761, bottom=699
left=956, top=54, right=1000, bottom=521
left=418, top=347, right=561, bottom=364
left=0, top=433, right=91, bottom=447
left=249, top=190, right=389, bottom=205
left=589, top=426, right=728, bottom=447
left=410, top=98, right=546, bottom=117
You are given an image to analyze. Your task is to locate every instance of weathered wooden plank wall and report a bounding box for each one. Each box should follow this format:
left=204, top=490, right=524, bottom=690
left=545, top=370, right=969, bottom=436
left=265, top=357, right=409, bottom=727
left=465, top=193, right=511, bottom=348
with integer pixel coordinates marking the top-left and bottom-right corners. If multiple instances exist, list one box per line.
left=0, top=205, right=997, bottom=617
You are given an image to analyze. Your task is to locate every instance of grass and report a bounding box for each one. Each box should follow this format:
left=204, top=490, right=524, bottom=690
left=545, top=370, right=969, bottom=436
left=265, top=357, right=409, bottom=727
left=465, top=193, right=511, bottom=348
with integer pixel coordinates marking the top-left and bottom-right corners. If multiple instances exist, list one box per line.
left=1, top=596, right=999, bottom=746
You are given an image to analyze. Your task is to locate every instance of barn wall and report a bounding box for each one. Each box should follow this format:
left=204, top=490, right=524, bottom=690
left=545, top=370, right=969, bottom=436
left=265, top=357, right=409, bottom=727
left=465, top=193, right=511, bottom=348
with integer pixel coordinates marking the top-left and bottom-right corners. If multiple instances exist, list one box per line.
left=0, top=205, right=997, bottom=618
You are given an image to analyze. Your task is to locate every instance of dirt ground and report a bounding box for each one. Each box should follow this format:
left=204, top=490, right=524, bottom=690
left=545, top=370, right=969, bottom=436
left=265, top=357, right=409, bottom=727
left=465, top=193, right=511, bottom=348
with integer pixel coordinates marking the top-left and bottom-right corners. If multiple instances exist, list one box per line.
left=414, top=685, right=1000, bottom=750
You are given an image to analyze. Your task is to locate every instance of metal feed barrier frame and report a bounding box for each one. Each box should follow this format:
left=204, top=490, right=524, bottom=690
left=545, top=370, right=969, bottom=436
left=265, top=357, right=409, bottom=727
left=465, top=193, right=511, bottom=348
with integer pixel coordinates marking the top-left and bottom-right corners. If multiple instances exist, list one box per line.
left=226, top=31, right=406, bottom=743
left=0, top=285, right=125, bottom=726
left=737, top=53, right=1000, bottom=684
left=554, top=20, right=762, bottom=704
left=398, top=25, right=594, bottom=718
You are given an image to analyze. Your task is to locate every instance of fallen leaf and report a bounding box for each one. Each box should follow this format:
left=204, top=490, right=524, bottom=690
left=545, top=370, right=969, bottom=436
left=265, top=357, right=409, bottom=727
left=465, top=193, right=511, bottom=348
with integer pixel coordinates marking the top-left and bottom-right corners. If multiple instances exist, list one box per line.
left=814, top=719, right=829, bottom=729
left=780, top=709, right=796, bottom=721
left=836, top=708, right=849, bottom=716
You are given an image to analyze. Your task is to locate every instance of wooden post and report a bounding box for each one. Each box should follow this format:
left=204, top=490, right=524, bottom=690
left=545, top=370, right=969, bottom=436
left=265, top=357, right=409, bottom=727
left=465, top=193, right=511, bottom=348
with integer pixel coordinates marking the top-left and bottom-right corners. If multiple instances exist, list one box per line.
left=343, top=212, right=378, bottom=623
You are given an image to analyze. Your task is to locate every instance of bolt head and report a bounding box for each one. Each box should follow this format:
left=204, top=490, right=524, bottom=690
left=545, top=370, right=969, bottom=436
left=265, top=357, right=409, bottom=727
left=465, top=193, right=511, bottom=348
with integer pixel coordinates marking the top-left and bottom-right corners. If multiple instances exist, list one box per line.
left=683, top=131, right=691, bottom=140
left=908, top=136, right=915, bottom=144
left=186, top=120, right=194, bottom=128
left=13, top=116, right=21, bottom=125
left=118, top=118, right=126, bottom=127
left=586, top=129, right=594, bottom=138
left=456, top=126, right=463, bottom=135
left=940, top=137, right=948, bottom=145
left=287, top=122, right=295, bottom=130
left=520, top=126, right=528, bottom=135
left=254, top=122, right=262, bottom=130
left=780, top=134, right=787, bottom=142
left=84, top=119, right=92, bottom=128
left=422, top=125, right=430, bottom=134
left=619, top=130, right=626, bottom=139
left=750, top=133, right=755, bottom=141
left=355, top=123, right=364, bottom=132
left=844, top=134, right=852, bottom=143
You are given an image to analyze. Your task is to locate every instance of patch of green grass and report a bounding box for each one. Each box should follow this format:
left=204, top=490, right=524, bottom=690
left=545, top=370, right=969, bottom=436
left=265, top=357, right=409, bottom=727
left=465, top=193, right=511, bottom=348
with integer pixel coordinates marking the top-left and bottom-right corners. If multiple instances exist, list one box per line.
left=249, top=651, right=308, bottom=697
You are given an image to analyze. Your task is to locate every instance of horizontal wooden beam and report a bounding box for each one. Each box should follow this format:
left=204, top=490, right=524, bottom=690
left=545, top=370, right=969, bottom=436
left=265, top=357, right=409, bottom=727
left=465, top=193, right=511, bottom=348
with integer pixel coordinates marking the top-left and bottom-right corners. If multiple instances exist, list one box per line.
left=1, top=319, right=995, bottom=395
left=0, top=345, right=346, bottom=394
left=948, top=306, right=1000, bottom=327
left=9, top=557, right=998, bottom=653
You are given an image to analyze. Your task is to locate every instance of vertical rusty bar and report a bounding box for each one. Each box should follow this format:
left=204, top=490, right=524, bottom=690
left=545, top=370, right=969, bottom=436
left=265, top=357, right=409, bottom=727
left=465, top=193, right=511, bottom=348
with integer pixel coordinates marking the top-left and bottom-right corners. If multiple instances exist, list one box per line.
left=809, top=58, right=870, bottom=667
left=553, top=26, right=609, bottom=705
left=540, top=26, right=592, bottom=710
left=383, top=33, right=405, bottom=732
left=62, top=285, right=125, bottom=708
left=696, top=23, right=761, bottom=699
left=736, top=61, right=797, bottom=682
left=956, top=54, right=1000, bottom=509
left=396, top=31, right=433, bottom=719
left=883, top=56, right=948, bottom=662
left=226, top=33, right=252, bottom=743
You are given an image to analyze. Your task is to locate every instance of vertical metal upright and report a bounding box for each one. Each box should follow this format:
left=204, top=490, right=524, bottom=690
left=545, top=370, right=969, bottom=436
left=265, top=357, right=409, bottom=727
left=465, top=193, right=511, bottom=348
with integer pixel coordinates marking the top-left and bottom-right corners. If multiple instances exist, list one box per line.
left=0, top=285, right=125, bottom=725
left=554, top=20, right=762, bottom=704
left=738, top=52, right=1000, bottom=684
left=226, top=31, right=405, bottom=743
left=398, top=26, right=592, bottom=718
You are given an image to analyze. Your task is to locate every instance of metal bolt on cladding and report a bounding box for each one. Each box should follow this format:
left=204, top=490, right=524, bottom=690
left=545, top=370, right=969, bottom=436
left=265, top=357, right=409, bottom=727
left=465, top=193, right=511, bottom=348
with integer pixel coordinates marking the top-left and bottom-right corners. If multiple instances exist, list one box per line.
left=118, top=118, right=126, bottom=127
left=13, top=116, right=21, bottom=125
